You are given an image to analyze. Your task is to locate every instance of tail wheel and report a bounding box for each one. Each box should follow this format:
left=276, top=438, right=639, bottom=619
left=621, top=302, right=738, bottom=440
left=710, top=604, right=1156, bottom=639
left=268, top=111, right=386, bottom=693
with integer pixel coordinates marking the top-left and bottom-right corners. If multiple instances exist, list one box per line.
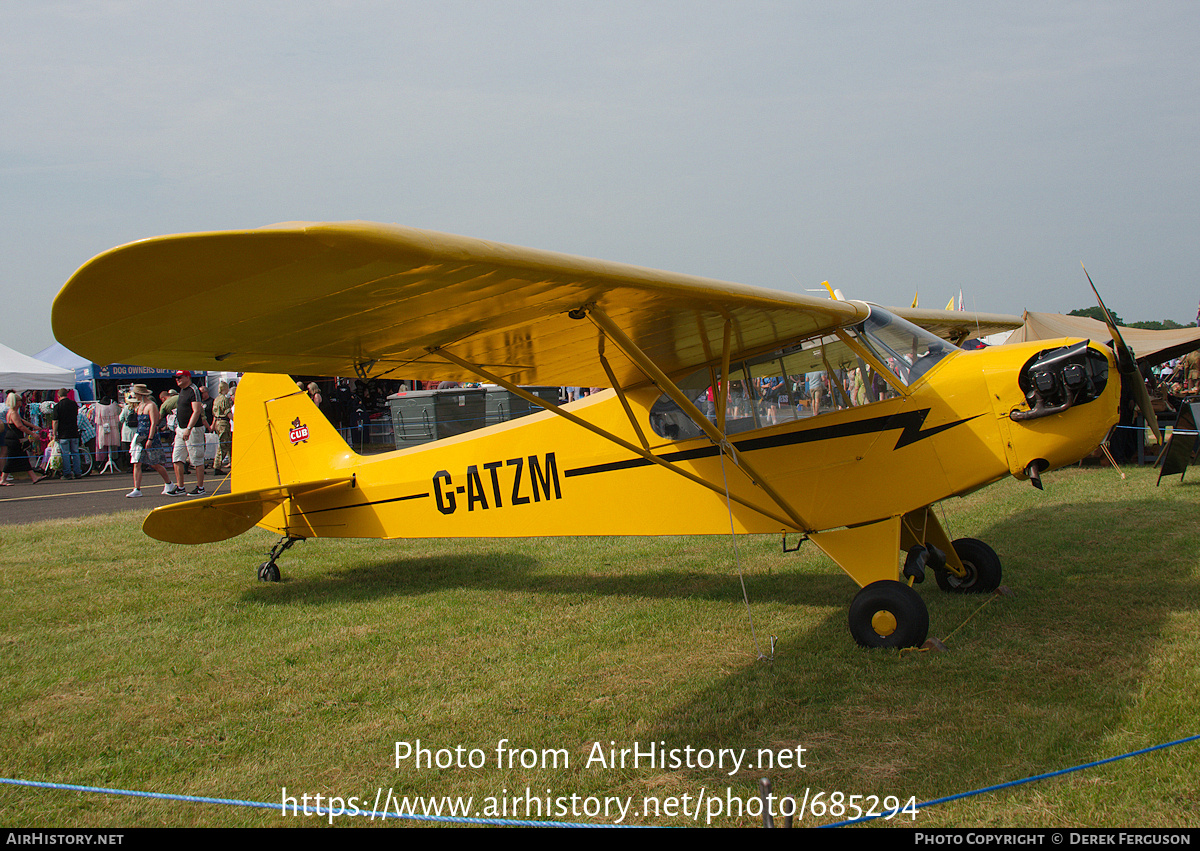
left=937, top=538, right=1002, bottom=593
left=848, top=580, right=929, bottom=649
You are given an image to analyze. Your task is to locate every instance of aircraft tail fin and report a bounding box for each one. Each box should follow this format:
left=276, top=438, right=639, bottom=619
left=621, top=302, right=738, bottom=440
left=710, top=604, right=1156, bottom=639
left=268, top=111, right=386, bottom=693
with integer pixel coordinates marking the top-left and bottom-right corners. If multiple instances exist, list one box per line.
left=143, top=374, right=357, bottom=544
left=230, top=373, right=355, bottom=493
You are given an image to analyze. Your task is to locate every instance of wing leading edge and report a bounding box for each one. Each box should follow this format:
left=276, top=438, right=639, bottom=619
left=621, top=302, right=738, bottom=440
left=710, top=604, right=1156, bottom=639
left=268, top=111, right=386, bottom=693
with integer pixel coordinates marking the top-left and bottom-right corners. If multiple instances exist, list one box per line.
left=54, top=222, right=1021, bottom=385
left=53, top=221, right=870, bottom=387
left=890, top=306, right=1023, bottom=345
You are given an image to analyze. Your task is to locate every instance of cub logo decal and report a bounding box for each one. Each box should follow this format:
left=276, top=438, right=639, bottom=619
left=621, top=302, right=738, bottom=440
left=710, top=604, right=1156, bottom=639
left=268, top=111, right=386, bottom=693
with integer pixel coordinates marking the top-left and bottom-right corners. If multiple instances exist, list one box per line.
left=289, top=417, right=310, bottom=445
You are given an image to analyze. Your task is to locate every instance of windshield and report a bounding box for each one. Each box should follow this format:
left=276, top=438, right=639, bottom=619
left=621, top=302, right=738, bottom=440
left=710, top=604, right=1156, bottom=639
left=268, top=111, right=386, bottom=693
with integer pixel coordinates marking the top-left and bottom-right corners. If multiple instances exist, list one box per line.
left=858, top=306, right=959, bottom=386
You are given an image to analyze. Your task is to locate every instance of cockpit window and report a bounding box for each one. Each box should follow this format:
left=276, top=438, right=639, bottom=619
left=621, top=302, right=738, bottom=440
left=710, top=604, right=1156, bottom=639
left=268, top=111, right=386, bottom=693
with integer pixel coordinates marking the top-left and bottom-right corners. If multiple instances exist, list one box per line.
left=858, top=306, right=959, bottom=386
left=648, top=323, right=904, bottom=442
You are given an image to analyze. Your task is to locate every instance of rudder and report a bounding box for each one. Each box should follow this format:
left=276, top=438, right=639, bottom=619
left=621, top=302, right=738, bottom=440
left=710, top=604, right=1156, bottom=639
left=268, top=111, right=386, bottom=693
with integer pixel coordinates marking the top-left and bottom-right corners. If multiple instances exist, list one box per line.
left=232, top=374, right=356, bottom=493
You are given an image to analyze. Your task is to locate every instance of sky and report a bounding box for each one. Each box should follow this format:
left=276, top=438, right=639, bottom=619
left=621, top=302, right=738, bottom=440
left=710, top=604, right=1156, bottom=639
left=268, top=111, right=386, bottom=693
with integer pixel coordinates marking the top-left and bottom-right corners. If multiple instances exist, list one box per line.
left=3, top=1, right=1198, bottom=358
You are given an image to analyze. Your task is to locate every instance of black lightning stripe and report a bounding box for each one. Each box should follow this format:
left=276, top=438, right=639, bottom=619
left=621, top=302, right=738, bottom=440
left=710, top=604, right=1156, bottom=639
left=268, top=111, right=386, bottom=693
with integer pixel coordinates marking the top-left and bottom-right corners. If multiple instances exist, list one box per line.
left=563, top=408, right=979, bottom=479
left=293, top=491, right=430, bottom=516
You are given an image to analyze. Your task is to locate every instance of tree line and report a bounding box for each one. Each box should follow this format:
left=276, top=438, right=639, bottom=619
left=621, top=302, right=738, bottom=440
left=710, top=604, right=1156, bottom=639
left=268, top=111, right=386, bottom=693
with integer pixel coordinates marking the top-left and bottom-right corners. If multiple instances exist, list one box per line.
left=1067, top=306, right=1195, bottom=331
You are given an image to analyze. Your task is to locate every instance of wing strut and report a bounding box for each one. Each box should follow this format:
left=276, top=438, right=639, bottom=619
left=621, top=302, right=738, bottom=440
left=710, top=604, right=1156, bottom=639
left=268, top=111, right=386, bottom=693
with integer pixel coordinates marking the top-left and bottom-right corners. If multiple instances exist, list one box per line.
left=597, top=334, right=651, bottom=452
left=584, top=305, right=813, bottom=533
left=426, top=344, right=803, bottom=531
left=716, top=319, right=732, bottom=433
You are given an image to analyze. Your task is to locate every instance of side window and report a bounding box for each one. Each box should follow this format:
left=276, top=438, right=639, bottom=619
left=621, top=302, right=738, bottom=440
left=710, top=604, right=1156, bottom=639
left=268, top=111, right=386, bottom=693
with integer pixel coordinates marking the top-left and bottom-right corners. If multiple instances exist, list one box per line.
left=647, top=368, right=716, bottom=442
left=648, top=329, right=903, bottom=442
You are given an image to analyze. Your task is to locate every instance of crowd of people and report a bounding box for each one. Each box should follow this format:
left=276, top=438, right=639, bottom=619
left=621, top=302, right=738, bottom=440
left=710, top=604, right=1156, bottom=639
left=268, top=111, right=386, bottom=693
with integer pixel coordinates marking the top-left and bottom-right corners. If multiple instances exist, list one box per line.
left=1157, top=351, right=1200, bottom=396
left=124, top=370, right=233, bottom=498
left=1, top=372, right=411, bottom=490
left=0, top=371, right=236, bottom=494
left=2, top=386, right=102, bottom=486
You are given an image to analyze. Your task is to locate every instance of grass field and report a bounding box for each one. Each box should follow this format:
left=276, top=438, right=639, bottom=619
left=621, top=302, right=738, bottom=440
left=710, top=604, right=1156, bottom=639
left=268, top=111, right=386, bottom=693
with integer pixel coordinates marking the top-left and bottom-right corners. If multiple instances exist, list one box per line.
left=1, top=464, right=1198, bottom=828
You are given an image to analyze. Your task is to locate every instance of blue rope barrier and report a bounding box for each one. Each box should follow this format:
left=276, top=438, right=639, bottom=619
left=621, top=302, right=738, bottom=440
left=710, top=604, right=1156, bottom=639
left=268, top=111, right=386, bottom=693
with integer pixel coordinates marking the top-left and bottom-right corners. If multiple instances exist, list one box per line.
left=823, top=733, right=1200, bottom=828
left=0, top=777, right=631, bottom=828
left=5, top=734, right=1196, bottom=827
left=1113, top=423, right=1197, bottom=434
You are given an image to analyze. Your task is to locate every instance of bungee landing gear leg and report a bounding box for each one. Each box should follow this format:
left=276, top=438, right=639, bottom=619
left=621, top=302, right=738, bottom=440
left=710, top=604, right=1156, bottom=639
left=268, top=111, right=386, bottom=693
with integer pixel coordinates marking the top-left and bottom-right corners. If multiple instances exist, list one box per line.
left=258, top=535, right=304, bottom=582
left=934, top=538, right=1002, bottom=593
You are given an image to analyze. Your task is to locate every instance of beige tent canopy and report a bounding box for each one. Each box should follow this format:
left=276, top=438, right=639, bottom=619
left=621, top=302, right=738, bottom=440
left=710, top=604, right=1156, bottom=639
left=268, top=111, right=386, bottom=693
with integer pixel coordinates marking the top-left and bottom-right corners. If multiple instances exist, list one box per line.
left=1005, top=312, right=1200, bottom=365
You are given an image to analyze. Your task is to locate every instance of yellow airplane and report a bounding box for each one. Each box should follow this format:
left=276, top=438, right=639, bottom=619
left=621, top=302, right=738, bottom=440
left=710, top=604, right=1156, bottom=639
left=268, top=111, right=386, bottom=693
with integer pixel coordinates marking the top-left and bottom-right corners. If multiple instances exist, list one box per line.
left=52, top=222, right=1140, bottom=649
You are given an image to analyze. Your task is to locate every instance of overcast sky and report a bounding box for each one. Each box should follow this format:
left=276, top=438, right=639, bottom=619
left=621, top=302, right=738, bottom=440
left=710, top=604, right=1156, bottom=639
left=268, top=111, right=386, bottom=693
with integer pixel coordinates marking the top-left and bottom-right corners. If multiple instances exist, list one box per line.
left=3, top=1, right=1198, bottom=357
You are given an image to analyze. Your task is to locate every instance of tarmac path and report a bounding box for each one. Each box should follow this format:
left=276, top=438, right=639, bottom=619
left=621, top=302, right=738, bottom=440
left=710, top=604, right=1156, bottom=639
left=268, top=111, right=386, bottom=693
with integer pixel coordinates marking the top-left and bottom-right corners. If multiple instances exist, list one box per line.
left=0, top=468, right=232, bottom=525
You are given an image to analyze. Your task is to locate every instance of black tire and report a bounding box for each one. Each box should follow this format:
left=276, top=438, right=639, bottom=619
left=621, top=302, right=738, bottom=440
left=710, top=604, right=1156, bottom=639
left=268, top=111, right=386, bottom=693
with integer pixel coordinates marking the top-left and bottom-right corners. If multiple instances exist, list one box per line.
left=257, top=562, right=280, bottom=583
left=848, top=580, right=929, bottom=649
left=937, top=538, right=1002, bottom=593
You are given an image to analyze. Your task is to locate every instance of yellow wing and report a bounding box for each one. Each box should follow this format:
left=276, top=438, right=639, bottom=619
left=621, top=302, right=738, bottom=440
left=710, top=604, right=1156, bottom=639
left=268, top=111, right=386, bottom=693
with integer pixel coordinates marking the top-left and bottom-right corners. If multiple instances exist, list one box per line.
left=890, top=307, right=1023, bottom=346
left=53, top=222, right=869, bottom=387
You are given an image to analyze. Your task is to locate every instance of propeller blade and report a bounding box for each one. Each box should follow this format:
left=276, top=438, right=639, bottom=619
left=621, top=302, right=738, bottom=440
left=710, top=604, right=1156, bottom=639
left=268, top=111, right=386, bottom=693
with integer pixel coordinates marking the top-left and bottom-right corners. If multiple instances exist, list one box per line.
left=1082, top=264, right=1161, bottom=443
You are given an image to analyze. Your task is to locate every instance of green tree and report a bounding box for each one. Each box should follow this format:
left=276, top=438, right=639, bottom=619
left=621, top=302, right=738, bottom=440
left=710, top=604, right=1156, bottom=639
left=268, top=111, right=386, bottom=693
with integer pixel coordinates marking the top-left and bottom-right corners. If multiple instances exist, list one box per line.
left=1068, top=307, right=1195, bottom=329
left=1127, top=319, right=1187, bottom=331
left=1068, top=305, right=1124, bottom=326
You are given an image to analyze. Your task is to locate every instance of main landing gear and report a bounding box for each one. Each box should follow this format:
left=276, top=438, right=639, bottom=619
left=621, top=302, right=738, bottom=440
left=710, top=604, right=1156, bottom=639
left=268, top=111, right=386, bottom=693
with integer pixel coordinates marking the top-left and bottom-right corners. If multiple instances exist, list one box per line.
left=258, top=536, right=304, bottom=582
left=848, top=580, right=929, bottom=649
left=846, top=537, right=1003, bottom=649
left=935, top=538, right=1002, bottom=594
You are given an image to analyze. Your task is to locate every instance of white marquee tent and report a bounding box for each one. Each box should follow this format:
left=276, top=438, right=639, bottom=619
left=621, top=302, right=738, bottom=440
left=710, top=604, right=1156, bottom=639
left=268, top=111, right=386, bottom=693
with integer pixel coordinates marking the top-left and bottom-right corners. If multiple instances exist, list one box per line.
left=0, top=341, right=76, bottom=391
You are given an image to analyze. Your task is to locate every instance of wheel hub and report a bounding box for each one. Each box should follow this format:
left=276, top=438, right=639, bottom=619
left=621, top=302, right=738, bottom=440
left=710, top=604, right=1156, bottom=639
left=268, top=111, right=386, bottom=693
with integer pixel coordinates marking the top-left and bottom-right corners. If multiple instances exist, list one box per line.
left=947, top=560, right=976, bottom=588
left=871, top=610, right=898, bottom=637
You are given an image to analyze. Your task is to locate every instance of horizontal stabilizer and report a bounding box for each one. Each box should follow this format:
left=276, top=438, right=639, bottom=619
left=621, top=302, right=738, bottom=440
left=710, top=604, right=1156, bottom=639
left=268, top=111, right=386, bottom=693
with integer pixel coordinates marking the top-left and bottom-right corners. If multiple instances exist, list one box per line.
left=142, top=478, right=353, bottom=544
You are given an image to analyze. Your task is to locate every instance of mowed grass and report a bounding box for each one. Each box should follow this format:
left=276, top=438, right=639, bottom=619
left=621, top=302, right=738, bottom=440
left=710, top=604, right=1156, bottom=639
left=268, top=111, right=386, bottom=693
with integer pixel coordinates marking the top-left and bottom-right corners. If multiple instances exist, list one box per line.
left=1, top=464, right=1198, bottom=827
